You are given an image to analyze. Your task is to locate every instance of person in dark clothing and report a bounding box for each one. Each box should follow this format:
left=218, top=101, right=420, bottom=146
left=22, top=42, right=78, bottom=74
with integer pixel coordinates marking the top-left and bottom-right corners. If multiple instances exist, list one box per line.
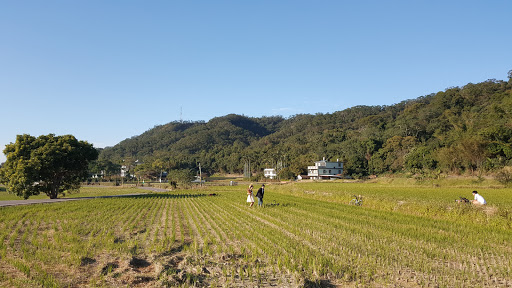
left=256, top=184, right=265, bottom=207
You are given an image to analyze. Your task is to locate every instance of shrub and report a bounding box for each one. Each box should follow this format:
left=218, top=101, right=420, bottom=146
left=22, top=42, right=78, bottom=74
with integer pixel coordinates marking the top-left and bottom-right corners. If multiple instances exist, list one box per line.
left=278, top=168, right=296, bottom=181
left=496, top=167, right=512, bottom=185
left=250, top=172, right=264, bottom=182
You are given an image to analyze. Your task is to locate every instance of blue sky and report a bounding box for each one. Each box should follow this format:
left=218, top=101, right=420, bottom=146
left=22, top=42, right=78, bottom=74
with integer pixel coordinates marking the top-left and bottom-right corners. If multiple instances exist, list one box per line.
left=1, top=1, right=511, bottom=163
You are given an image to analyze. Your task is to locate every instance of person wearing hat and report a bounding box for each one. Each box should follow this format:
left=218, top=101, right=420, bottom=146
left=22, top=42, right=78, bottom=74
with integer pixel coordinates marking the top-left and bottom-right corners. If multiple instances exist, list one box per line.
left=256, top=184, right=265, bottom=207
left=247, top=184, right=255, bottom=207
left=472, top=190, right=486, bottom=205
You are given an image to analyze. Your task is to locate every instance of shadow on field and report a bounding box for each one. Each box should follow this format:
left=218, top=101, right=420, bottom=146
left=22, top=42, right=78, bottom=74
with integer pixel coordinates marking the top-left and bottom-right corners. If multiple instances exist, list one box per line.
left=303, top=278, right=337, bottom=288
left=264, top=200, right=294, bottom=208
left=130, top=257, right=151, bottom=268
left=80, top=257, right=96, bottom=266
left=159, top=242, right=190, bottom=257
left=123, top=193, right=214, bottom=199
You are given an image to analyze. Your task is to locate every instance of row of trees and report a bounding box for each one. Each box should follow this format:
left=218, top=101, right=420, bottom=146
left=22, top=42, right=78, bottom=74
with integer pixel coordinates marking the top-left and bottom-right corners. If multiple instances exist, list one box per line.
left=87, top=157, right=197, bottom=188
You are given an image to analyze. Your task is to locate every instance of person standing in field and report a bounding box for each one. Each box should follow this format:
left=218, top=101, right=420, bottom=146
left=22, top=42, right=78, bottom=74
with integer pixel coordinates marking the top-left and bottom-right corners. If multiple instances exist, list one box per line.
left=256, top=184, right=265, bottom=207
left=247, top=184, right=255, bottom=207
left=472, top=190, right=486, bottom=205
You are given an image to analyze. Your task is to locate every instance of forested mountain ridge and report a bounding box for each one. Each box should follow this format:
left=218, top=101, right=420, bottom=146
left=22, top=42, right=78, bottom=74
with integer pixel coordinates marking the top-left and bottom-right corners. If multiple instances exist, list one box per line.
left=98, top=74, right=512, bottom=179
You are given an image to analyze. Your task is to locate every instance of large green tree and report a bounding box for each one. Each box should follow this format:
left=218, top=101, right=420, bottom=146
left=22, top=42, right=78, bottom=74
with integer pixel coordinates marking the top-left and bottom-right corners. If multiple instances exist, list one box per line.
left=0, top=134, right=98, bottom=199
left=167, top=169, right=195, bottom=188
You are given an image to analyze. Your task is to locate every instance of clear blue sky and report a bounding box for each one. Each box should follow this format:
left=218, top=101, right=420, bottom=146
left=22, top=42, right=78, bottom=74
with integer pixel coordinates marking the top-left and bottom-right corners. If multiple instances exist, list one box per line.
left=1, top=0, right=511, bottom=163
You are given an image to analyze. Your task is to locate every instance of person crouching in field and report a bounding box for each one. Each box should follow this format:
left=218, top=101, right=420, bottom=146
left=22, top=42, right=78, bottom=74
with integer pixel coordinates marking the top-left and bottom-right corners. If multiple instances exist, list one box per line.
left=472, top=190, right=486, bottom=205
left=247, top=184, right=255, bottom=207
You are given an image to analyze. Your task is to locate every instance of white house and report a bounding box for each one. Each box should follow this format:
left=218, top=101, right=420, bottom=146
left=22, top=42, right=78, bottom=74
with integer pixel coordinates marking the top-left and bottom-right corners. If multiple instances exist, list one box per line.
left=263, top=168, right=277, bottom=179
left=307, top=157, right=343, bottom=180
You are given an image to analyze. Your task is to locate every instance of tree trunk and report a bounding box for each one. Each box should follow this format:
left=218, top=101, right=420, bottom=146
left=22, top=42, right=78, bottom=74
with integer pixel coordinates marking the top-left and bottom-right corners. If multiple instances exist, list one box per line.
left=49, top=188, right=59, bottom=199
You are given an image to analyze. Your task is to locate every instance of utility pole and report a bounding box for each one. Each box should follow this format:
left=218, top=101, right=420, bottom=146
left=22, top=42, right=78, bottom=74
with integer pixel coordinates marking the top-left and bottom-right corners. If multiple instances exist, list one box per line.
left=198, top=162, right=202, bottom=187
left=244, top=159, right=251, bottom=179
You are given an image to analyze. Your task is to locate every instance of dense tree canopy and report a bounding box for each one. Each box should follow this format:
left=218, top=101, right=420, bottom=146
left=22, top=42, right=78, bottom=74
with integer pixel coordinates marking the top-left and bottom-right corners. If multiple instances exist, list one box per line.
left=0, top=134, right=98, bottom=199
left=98, top=73, right=512, bottom=179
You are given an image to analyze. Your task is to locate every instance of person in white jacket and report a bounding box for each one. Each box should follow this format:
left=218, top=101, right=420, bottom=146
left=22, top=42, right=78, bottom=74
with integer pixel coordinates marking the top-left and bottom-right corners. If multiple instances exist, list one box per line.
left=472, top=191, right=486, bottom=205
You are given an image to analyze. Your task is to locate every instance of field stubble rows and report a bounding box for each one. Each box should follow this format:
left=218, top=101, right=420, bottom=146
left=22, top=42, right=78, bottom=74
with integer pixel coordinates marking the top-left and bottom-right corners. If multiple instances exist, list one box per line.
left=0, top=183, right=511, bottom=287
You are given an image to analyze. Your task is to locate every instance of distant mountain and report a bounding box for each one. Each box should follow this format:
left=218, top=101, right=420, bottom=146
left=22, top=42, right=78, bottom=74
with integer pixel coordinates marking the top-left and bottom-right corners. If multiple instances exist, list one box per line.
left=99, top=76, right=512, bottom=178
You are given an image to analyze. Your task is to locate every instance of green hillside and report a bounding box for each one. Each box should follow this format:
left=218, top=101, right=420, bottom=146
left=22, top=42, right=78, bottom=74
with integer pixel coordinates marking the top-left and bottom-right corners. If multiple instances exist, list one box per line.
left=98, top=74, right=512, bottom=179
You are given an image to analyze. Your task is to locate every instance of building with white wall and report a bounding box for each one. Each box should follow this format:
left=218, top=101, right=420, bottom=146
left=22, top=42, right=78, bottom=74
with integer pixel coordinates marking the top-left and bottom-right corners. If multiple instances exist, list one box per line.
left=263, top=168, right=277, bottom=179
left=307, top=157, right=343, bottom=180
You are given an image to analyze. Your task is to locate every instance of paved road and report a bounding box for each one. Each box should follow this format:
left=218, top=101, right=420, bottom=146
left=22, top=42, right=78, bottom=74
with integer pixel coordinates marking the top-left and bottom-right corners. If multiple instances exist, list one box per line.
left=0, top=187, right=169, bottom=207
left=138, top=186, right=168, bottom=192
left=0, top=198, right=87, bottom=207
